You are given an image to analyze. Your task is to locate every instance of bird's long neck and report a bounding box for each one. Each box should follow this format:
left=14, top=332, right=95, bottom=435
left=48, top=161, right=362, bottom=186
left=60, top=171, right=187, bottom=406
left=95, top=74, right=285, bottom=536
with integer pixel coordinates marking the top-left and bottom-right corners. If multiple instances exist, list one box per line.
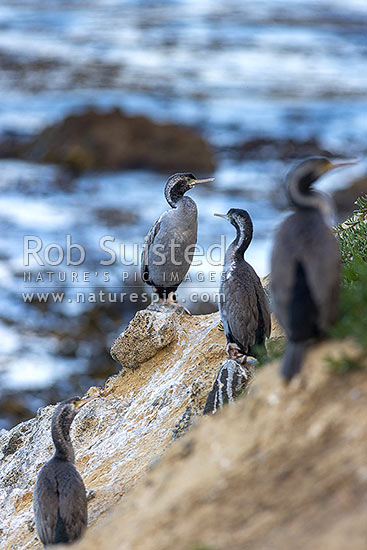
left=165, top=187, right=184, bottom=208
left=168, top=194, right=197, bottom=217
left=288, top=173, right=329, bottom=213
left=227, top=219, right=253, bottom=261
left=52, top=415, right=75, bottom=462
left=288, top=174, right=334, bottom=225
left=178, top=195, right=196, bottom=212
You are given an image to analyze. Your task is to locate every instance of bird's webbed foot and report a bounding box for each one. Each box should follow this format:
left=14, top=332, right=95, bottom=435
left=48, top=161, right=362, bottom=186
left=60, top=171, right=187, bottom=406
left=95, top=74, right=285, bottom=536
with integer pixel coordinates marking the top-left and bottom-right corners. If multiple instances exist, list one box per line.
left=226, top=343, right=247, bottom=364
left=166, top=291, right=177, bottom=305
left=147, top=293, right=190, bottom=315
left=166, top=292, right=191, bottom=315
left=86, top=489, right=95, bottom=502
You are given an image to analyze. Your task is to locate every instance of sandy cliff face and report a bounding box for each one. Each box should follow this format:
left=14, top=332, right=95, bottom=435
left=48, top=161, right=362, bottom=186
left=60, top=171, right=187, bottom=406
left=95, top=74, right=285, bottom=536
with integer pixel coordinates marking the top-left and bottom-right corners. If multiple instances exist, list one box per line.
left=0, top=308, right=365, bottom=550
left=0, top=310, right=227, bottom=549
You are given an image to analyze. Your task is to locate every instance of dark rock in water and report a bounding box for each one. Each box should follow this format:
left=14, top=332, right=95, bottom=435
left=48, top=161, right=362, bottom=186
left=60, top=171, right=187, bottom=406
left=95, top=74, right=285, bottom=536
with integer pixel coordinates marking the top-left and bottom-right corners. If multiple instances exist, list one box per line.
left=0, top=131, right=28, bottom=159
left=0, top=394, right=34, bottom=430
left=230, top=136, right=333, bottom=160
left=93, top=207, right=139, bottom=227
left=332, top=175, right=367, bottom=221
left=203, top=359, right=253, bottom=415
left=16, top=108, right=215, bottom=173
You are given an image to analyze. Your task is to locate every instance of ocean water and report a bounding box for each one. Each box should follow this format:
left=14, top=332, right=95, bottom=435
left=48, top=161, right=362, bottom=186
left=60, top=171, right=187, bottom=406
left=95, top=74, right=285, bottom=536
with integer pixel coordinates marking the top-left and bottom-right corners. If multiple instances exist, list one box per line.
left=0, top=0, right=366, bottom=427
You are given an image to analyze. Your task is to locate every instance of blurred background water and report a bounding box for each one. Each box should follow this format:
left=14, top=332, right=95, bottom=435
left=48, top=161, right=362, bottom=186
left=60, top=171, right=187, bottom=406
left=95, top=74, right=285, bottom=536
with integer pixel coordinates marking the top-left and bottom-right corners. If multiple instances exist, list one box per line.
left=0, top=0, right=366, bottom=428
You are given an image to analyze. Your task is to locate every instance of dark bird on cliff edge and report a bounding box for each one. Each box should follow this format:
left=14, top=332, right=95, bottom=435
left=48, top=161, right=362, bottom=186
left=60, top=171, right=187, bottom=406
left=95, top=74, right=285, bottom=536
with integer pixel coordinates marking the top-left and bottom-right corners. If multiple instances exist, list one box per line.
left=215, top=209, right=271, bottom=363
left=34, top=396, right=96, bottom=546
left=271, top=156, right=356, bottom=383
left=141, top=173, right=214, bottom=303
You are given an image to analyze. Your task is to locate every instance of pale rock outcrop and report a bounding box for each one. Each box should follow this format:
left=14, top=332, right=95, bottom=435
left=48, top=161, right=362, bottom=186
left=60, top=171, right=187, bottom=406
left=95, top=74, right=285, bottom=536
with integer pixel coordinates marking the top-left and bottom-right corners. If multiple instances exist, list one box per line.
left=0, top=310, right=227, bottom=549
left=110, top=308, right=180, bottom=369
left=1, top=307, right=365, bottom=550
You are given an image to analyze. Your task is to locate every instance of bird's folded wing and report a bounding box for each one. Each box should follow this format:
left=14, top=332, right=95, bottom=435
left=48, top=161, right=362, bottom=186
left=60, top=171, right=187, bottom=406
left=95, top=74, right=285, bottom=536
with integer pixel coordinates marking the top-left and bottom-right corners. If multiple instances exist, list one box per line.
left=256, top=281, right=272, bottom=338
left=58, top=467, right=88, bottom=541
left=141, top=215, right=163, bottom=282
left=223, top=276, right=259, bottom=352
left=34, top=467, right=59, bottom=544
left=270, top=231, right=295, bottom=332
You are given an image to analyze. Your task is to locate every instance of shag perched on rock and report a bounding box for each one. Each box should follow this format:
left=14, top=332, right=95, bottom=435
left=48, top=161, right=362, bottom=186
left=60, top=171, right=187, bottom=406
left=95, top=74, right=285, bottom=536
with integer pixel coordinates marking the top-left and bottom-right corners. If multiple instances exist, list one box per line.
left=215, top=209, right=271, bottom=363
left=141, top=173, right=214, bottom=304
left=271, top=156, right=355, bottom=382
left=33, top=396, right=95, bottom=546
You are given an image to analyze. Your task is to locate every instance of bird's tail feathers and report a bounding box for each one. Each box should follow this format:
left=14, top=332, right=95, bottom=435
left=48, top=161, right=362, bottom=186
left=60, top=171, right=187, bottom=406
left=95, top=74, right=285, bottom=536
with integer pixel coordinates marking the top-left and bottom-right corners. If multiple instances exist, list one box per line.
left=281, top=341, right=307, bottom=382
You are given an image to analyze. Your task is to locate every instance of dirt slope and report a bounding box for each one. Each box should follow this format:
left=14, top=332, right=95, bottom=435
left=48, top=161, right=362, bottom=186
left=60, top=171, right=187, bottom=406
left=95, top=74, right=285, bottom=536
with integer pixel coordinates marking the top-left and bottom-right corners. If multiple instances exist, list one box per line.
left=59, top=341, right=366, bottom=550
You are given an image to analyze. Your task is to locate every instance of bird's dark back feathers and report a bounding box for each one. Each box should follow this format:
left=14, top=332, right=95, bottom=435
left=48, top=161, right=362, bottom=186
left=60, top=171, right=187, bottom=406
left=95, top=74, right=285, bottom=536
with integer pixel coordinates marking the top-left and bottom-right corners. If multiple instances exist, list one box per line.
left=288, top=260, right=320, bottom=342
left=34, top=458, right=87, bottom=546
left=271, top=208, right=340, bottom=337
left=55, top=509, right=69, bottom=544
left=219, top=259, right=271, bottom=357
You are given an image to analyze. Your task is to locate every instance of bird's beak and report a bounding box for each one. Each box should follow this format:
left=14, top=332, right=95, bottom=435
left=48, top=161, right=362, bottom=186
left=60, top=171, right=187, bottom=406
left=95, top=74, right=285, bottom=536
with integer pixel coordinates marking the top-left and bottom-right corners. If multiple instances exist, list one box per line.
left=75, top=395, right=98, bottom=410
left=214, top=213, right=228, bottom=219
left=191, top=177, right=215, bottom=187
left=324, top=159, right=358, bottom=173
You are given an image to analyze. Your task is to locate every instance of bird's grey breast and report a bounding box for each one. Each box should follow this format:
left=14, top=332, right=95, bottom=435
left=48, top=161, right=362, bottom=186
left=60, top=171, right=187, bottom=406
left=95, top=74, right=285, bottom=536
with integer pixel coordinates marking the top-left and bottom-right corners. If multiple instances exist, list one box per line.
left=148, top=197, right=198, bottom=286
left=271, top=209, right=340, bottom=333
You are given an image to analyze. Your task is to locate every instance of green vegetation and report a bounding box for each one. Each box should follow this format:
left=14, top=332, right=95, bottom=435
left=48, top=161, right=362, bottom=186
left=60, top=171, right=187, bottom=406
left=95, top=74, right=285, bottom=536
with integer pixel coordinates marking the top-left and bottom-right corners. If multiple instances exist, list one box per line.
left=334, top=194, right=367, bottom=264
left=329, top=257, right=367, bottom=350
left=261, top=337, right=286, bottom=366
left=328, top=195, right=367, bottom=372
left=326, top=352, right=365, bottom=375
